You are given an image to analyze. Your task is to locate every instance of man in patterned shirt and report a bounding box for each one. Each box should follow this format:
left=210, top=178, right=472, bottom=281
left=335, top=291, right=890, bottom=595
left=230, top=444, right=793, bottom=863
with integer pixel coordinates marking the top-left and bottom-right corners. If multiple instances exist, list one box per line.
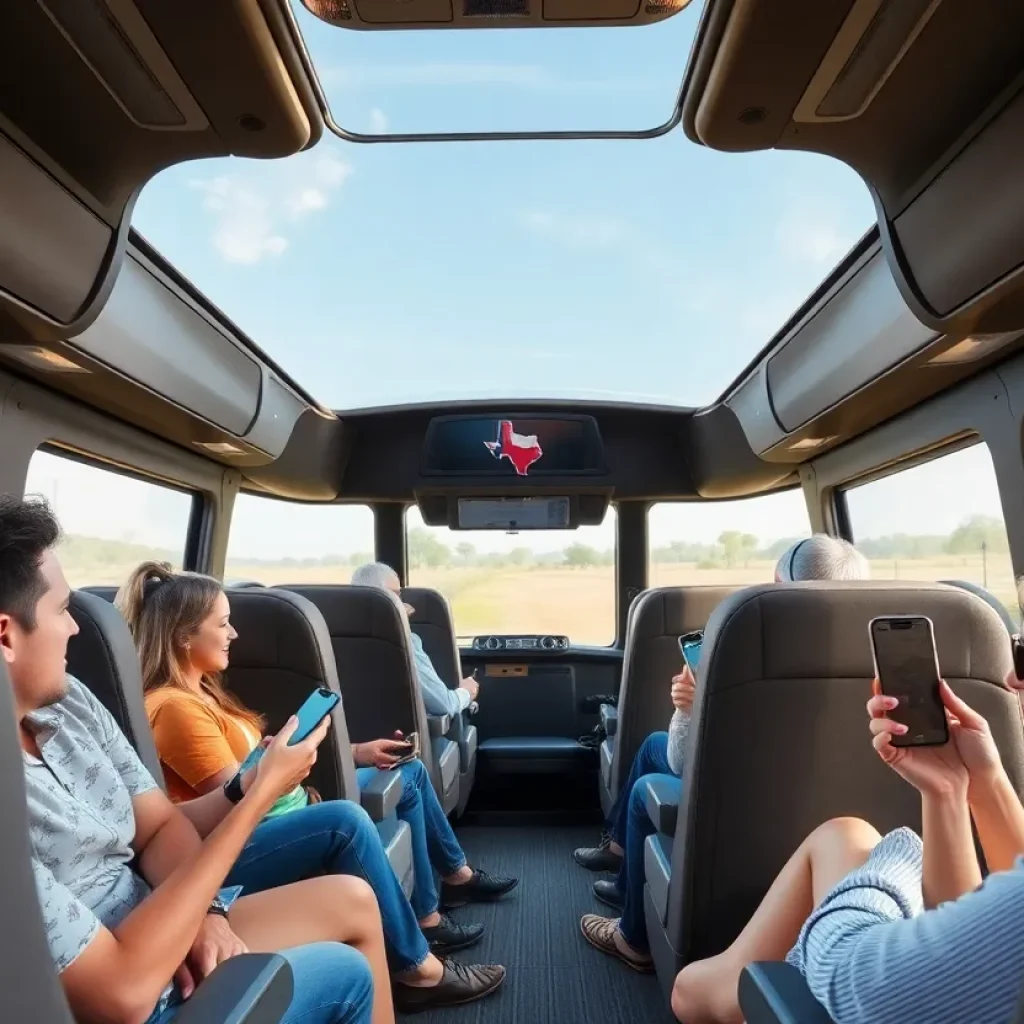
left=2, top=494, right=392, bottom=1024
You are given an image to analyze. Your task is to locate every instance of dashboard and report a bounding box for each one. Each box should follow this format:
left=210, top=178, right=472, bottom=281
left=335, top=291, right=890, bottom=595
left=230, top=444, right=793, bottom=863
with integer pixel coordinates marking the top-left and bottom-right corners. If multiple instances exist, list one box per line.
left=470, top=634, right=570, bottom=653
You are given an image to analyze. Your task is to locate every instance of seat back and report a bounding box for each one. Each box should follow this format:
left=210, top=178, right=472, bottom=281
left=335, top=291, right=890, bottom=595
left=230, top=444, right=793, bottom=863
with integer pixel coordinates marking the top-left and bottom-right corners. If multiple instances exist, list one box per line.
left=66, top=590, right=164, bottom=785
left=0, top=661, right=75, bottom=1023
left=224, top=588, right=358, bottom=802
left=79, top=585, right=117, bottom=603
left=668, top=581, right=1024, bottom=962
left=941, top=579, right=1018, bottom=634
left=276, top=585, right=449, bottom=798
left=611, top=586, right=737, bottom=800
left=403, top=586, right=461, bottom=689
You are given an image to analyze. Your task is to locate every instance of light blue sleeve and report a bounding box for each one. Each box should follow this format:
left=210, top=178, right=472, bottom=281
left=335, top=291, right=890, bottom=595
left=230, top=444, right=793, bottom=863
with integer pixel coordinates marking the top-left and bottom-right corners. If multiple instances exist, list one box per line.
left=787, top=828, right=1024, bottom=1024
left=409, top=633, right=470, bottom=717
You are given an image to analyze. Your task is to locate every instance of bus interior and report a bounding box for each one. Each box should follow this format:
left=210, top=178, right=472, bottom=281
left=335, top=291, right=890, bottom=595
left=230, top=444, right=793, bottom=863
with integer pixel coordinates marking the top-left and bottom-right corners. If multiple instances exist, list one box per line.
left=3, top=0, right=1024, bottom=1021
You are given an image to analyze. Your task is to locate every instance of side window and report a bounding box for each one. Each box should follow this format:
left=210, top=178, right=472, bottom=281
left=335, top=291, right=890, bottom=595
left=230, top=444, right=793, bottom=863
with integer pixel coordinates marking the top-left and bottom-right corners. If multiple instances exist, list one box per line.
left=225, top=495, right=374, bottom=584
left=647, top=490, right=811, bottom=588
left=24, top=448, right=196, bottom=588
left=843, top=442, right=1017, bottom=622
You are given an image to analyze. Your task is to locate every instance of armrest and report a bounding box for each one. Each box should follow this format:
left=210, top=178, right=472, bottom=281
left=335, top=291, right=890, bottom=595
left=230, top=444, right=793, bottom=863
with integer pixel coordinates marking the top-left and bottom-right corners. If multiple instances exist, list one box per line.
left=359, top=769, right=402, bottom=823
left=643, top=776, right=679, bottom=836
left=599, top=703, right=618, bottom=738
left=427, top=714, right=451, bottom=738
left=172, top=953, right=293, bottom=1024
left=738, top=963, right=835, bottom=1024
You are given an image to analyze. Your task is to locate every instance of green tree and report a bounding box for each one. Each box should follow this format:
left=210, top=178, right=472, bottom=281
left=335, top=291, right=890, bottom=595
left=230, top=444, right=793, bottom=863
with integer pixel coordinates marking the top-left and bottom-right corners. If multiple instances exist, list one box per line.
left=455, top=541, right=476, bottom=565
left=407, top=527, right=451, bottom=569
left=564, top=543, right=601, bottom=567
left=718, top=531, right=758, bottom=568
left=945, top=515, right=1009, bottom=555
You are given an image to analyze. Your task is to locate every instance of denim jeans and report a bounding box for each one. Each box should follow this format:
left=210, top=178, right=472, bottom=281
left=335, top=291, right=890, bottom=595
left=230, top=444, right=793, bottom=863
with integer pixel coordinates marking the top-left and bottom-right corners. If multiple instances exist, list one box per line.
left=607, top=731, right=682, bottom=951
left=153, top=942, right=374, bottom=1024
left=356, top=759, right=467, bottom=920
left=223, top=799, right=430, bottom=973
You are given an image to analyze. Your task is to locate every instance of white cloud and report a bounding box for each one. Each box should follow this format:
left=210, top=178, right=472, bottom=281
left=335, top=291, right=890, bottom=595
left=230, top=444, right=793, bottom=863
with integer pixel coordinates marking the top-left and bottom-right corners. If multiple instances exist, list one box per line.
left=369, top=108, right=389, bottom=133
left=521, top=210, right=624, bottom=248
left=191, top=152, right=353, bottom=264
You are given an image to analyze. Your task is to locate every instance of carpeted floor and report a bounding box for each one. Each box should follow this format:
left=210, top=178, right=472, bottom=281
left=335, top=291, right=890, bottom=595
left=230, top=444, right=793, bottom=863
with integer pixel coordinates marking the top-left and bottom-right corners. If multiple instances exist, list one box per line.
left=401, top=825, right=676, bottom=1024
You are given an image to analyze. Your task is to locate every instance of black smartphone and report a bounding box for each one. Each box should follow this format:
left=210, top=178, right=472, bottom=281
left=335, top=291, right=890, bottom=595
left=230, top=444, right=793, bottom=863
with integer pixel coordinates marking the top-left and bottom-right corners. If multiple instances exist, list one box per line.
left=386, top=731, right=420, bottom=770
left=869, top=615, right=948, bottom=747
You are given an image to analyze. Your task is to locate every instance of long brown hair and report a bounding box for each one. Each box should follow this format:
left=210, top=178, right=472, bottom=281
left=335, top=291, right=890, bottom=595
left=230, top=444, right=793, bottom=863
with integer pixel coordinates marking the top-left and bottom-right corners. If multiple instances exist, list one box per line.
left=116, top=561, right=264, bottom=733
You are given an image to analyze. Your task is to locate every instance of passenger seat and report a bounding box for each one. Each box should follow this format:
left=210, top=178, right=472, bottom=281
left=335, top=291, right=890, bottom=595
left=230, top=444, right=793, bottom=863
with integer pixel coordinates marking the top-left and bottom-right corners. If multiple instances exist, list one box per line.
left=66, top=589, right=163, bottom=783
left=643, top=581, right=1024, bottom=1001
left=603, top=586, right=736, bottom=816
left=403, top=586, right=477, bottom=817
left=278, top=584, right=462, bottom=817
left=225, top=588, right=415, bottom=896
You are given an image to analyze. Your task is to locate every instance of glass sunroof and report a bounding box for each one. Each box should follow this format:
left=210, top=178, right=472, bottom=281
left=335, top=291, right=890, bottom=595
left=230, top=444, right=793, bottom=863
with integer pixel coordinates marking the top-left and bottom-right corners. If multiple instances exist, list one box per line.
left=131, top=8, right=875, bottom=413
left=295, top=1, right=696, bottom=136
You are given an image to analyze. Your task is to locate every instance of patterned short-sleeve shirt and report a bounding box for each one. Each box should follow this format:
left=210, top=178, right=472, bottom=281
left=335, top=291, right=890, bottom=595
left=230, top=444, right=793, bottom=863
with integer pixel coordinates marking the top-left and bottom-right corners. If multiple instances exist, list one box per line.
left=24, top=676, right=158, bottom=973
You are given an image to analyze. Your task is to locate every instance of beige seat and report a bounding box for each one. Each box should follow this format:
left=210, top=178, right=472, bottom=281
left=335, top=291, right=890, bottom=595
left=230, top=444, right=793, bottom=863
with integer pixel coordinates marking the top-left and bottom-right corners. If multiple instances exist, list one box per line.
left=643, top=581, right=1024, bottom=1001
left=601, top=586, right=737, bottom=816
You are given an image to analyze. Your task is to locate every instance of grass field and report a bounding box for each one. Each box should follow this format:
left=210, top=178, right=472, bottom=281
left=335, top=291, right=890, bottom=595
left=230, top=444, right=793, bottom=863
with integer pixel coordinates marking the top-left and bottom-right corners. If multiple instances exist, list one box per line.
left=221, top=551, right=1018, bottom=645
left=57, top=537, right=1019, bottom=646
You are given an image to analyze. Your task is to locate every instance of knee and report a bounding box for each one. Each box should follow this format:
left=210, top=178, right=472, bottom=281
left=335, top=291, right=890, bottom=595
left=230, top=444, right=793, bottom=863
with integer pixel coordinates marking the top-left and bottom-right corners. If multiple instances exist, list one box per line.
left=320, top=798, right=375, bottom=837
left=670, top=966, right=695, bottom=1022
left=810, top=816, right=880, bottom=852
left=326, top=874, right=380, bottom=919
left=332, top=945, right=374, bottom=1018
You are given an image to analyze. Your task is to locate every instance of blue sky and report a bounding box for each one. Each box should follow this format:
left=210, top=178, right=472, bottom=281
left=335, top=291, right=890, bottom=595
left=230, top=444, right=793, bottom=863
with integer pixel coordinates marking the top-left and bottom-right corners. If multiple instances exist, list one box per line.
left=132, top=2, right=876, bottom=412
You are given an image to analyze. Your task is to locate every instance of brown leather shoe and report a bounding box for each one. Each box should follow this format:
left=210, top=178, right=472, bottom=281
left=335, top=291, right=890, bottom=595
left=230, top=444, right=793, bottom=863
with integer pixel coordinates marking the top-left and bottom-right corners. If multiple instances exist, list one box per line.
left=580, top=914, right=654, bottom=973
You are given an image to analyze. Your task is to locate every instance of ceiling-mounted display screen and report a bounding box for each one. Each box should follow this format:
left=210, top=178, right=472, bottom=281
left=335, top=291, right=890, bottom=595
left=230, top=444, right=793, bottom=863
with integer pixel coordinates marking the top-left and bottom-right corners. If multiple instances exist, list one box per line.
left=421, top=414, right=605, bottom=478
left=457, top=497, right=570, bottom=531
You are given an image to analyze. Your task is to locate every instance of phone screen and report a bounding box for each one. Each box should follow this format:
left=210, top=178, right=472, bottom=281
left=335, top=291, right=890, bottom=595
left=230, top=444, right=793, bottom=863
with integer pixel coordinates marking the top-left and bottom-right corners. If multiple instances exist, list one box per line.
left=678, top=631, right=703, bottom=673
left=870, top=616, right=948, bottom=747
left=387, top=731, right=420, bottom=770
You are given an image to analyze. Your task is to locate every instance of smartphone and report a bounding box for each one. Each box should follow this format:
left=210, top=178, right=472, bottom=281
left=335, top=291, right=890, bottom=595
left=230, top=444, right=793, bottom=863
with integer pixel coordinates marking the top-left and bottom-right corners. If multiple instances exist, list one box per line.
left=238, top=687, right=340, bottom=773
left=869, top=615, right=948, bottom=747
left=678, top=630, right=704, bottom=674
left=386, top=731, right=420, bottom=770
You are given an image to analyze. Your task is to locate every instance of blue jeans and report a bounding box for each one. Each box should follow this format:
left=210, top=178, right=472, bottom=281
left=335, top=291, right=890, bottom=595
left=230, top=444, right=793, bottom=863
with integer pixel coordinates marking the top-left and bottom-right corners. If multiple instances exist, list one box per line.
left=223, top=799, right=430, bottom=974
left=154, top=943, right=374, bottom=1024
left=608, top=732, right=681, bottom=951
left=357, top=759, right=467, bottom=920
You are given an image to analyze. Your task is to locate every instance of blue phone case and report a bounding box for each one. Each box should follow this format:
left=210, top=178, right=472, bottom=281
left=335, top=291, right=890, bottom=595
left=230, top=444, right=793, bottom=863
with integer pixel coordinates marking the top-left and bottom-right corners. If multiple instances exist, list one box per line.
left=681, top=639, right=702, bottom=672
left=238, top=688, right=339, bottom=773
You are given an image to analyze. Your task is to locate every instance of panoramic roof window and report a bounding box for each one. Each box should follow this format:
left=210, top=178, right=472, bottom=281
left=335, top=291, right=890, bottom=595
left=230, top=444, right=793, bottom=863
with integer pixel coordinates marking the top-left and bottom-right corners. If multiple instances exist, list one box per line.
left=133, top=9, right=874, bottom=412
left=293, top=1, right=698, bottom=137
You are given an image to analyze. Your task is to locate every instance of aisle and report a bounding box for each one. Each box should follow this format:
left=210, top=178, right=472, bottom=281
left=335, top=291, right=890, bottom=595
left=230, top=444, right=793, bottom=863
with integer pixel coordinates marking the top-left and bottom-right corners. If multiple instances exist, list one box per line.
left=402, top=825, right=674, bottom=1024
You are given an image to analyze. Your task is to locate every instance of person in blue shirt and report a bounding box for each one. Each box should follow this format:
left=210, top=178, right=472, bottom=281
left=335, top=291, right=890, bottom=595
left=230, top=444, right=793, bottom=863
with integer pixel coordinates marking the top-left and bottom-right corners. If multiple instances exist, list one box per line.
left=669, top=674, right=1024, bottom=1024
left=350, top=563, right=517, bottom=921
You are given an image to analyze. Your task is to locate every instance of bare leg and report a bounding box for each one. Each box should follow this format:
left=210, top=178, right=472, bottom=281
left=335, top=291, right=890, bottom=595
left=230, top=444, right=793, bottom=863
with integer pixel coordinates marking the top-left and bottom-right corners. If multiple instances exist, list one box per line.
left=671, top=817, right=882, bottom=1024
left=230, top=875, right=396, bottom=1024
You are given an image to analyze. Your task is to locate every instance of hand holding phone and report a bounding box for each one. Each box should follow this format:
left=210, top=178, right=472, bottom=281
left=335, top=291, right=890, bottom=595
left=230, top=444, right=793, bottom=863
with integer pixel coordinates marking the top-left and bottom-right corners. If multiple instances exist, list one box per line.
left=385, top=731, right=420, bottom=770
left=250, top=714, right=330, bottom=805
left=869, top=616, right=948, bottom=747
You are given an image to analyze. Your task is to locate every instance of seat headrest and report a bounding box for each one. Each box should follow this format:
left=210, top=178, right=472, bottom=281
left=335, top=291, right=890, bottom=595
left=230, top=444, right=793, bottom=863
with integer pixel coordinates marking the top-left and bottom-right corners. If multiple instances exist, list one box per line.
left=226, top=588, right=339, bottom=682
left=66, top=590, right=164, bottom=784
left=79, top=585, right=117, bottom=604
left=941, top=579, right=1018, bottom=635
left=702, top=581, right=1014, bottom=688
left=276, top=585, right=408, bottom=641
left=627, top=586, right=739, bottom=640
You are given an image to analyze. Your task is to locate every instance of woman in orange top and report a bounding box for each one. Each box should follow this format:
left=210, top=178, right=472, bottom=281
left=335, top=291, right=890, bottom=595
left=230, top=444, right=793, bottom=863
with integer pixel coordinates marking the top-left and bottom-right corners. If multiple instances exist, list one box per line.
left=118, top=562, right=507, bottom=1013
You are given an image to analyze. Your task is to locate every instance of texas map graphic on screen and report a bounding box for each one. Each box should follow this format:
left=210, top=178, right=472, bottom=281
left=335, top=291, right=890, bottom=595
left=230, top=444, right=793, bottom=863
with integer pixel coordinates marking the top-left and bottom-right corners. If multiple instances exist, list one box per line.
left=483, top=420, right=544, bottom=476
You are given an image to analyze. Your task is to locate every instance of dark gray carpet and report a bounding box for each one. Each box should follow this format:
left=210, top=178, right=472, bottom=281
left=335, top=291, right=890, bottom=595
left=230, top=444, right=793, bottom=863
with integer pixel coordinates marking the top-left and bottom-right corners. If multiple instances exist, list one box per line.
left=402, top=825, right=675, bottom=1024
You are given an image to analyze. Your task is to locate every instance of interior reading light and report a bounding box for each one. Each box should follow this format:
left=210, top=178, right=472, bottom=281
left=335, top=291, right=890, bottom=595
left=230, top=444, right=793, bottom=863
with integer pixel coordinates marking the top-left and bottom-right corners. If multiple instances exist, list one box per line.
left=0, top=345, right=90, bottom=373
left=926, top=334, right=1015, bottom=366
left=194, top=441, right=245, bottom=456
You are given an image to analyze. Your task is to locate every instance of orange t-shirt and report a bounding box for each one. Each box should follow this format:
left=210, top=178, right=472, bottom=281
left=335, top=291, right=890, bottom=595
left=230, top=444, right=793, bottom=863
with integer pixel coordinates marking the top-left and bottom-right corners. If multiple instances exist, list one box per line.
left=145, top=687, right=260, bottom=804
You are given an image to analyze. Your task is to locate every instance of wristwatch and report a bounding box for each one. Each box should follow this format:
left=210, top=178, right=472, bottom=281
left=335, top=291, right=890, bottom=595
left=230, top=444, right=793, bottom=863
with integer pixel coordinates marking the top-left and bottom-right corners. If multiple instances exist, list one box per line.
left=223, top=770, right=245, bottom=805
left=207, top=895, right=230, bottom=918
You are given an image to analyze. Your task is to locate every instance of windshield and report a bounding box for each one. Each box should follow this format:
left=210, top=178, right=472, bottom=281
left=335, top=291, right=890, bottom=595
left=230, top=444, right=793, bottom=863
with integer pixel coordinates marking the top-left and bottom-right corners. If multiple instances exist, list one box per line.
left=131, top=8, right=874, bottom=411
left=406, top=506, right=616, bottom=644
